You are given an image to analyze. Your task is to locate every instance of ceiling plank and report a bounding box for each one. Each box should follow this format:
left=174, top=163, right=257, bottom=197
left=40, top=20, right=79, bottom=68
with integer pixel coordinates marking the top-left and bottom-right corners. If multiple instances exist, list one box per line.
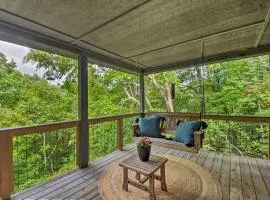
left=0, top=20, right=142, bottom=73
left=125, top=21, right=264, bottom=60
left=71, top=0, right=151, bottom=44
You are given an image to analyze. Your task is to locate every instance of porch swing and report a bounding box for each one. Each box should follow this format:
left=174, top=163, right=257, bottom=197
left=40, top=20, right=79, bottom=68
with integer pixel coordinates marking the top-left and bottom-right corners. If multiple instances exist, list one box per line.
left=131, top=42, right=207, bottom=153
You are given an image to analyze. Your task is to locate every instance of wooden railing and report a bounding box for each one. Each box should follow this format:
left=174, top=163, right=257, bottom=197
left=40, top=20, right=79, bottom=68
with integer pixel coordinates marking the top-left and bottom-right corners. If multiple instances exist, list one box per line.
left=0, top=120, right=80, bottom=199
left=149, top=112, right=270, bottom=158
left=88, top=112, right=140, bottom=153
left=1, top=111, right=269, bottom=199
left=0, top=112, right=140, bottom=199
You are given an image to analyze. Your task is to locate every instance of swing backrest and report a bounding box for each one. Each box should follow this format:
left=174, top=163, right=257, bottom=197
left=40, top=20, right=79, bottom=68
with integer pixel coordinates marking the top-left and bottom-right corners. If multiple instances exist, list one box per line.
left=145, top=113, right=206, bottom=133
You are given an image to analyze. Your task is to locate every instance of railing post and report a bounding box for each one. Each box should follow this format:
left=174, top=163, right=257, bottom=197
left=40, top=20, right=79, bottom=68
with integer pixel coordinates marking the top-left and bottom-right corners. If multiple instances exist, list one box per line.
left=117, top=118, right=123, bottom=151
left=77, top=54, right=89, bottom=168
left=0, top=134, right=13, bottom=200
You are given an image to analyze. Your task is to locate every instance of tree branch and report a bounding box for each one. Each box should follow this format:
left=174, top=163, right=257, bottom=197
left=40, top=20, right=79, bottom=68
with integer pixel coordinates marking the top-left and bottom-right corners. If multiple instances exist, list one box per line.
left=123, top=87, right=139, bottom=105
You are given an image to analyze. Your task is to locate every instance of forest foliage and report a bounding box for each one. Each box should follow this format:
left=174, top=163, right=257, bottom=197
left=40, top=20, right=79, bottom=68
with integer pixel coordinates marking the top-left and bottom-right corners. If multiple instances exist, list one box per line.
left=0, top=50, right=269, bottom=191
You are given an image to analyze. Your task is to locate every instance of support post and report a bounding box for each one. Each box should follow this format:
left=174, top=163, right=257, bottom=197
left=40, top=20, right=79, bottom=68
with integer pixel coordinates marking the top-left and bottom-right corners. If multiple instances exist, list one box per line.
left=268, top=54, right=270, bottom=90
left=140, top=71, right=145, bottom=117
left=117, top=117, right=123, bottom=151
left=77, top=54, right=89, bottom=168
left=269, top=55, right=270, bottom=159
left=268, top=122, right=270, bottom=159
left=0, top=134, right=13, bottom=200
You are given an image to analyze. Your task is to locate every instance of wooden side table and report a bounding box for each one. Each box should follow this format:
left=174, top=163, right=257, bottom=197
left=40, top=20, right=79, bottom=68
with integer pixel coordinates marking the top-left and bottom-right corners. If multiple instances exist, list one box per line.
left=119, top=155, right=168, bottom=200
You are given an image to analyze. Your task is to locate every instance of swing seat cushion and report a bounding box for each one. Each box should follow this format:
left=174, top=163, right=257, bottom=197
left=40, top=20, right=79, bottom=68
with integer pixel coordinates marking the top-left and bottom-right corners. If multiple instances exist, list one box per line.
left=175, top=121, right=201, bottom=146
left=138, top=117, right=162, bottom=138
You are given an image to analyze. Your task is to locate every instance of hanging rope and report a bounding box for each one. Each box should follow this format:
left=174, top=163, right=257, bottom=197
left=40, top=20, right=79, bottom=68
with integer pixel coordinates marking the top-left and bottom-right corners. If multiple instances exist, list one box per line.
left=200, top=41, right=206, bottom=123
left=136, top=57, right=139, bottom=112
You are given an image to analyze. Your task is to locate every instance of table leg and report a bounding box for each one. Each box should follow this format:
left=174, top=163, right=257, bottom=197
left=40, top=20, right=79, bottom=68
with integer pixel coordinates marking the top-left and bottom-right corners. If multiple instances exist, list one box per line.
left=123, top=167, right=128, bottom=191
left=149, top=175, right=156, bottom=200
left=160, top=164, right=167, bottom=192
left=135, top=172, right=141, bottom=180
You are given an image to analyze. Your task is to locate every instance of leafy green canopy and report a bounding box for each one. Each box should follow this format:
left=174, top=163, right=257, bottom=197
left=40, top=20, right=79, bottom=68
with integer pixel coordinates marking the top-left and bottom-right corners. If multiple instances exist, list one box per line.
left=24, top=49, right=139, bottom=117
left=0, top=53, right=76, bottom=128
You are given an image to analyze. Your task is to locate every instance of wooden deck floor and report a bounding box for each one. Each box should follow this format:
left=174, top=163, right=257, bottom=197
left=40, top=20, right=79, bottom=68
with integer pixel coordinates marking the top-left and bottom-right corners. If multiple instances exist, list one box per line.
left=12, top=143, right=270, bottom=200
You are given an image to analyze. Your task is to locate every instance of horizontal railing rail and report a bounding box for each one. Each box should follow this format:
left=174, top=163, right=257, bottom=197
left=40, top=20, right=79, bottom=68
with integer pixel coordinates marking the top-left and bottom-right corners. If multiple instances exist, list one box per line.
left=0, top=120, right=80, bottom=137
left=148, top=112, right=270, bottom=123
left=0, top=112, right=140, bottom=137
left=149, top=112, right=270, bottom=159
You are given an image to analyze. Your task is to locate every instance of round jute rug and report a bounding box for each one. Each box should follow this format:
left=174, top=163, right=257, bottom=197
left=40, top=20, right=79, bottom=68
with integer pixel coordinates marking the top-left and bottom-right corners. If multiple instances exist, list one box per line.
left=98, top=154, right=222, bottom=200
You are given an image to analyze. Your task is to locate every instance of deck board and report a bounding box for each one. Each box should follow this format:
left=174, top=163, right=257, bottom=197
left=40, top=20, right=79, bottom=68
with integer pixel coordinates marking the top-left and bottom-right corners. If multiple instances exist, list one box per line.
left=211, top=152, right=223, bottom=178
left=230, top=155, right=243, bottom=200
left=219, top=155, right=231, bottom=200
left=177, top=150, right=186, bottom=158
left=196, top=151, right=209, bottom=166
left=183, top=151, right=193, bottom=160
left=256, top=158, right=270, bottom=196
left=239, top=157, right=256, bottom=200
left=12, top=144, right=270, bottom=200
left=190, top=150, right=201, bottom=162
left=248, top=158, right=270, bottom=200
left=203, top=152, right=215, bottom=171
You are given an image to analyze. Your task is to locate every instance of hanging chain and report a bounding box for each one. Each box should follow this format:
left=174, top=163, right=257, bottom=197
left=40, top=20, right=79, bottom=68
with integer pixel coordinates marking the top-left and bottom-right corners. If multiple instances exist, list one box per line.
left=200, top=41, right=206, bottom=126
left=136, top=57, right=139, bottom=112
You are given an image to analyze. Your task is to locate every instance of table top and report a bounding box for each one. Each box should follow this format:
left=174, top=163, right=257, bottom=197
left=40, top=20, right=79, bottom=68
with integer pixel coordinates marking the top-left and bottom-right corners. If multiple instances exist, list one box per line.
left=119, top=154, right=168, bottom=176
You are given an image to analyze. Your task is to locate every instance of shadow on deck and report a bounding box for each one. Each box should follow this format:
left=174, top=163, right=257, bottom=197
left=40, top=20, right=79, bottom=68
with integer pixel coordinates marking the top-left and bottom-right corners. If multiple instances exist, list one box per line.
left=12, top=143, right=270, bottom=200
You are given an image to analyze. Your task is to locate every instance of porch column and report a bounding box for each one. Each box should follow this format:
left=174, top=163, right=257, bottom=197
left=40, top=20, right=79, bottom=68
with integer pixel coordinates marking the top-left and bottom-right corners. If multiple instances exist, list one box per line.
left=269, top=54, right=270, bottom=159
left=139, top=71, right=145, bottom=117
left=77, top=54, right=89, bottom=168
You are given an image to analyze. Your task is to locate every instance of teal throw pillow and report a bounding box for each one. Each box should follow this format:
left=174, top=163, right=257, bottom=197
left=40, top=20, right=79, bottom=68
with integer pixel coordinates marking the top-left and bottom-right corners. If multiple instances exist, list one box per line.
left=175, top=121, right=201, bottom=146
left=139, top=117, right=162, bottom=138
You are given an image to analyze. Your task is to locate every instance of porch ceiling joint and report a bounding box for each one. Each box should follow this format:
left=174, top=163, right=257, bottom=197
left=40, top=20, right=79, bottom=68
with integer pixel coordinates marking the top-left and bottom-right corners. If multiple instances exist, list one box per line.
left=78, top=39, right=150, bottom=69
left=255, top=7, right=270, bottom=48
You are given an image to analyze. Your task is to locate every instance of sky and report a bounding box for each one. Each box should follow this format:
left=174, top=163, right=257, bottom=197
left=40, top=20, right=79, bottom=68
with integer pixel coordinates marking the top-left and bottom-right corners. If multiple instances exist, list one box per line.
left=0, top=40, right=37, bottom=75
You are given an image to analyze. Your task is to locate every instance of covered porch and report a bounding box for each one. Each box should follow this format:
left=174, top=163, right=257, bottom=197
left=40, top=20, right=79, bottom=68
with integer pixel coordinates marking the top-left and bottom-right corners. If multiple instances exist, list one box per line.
left=0, top=0, right=270, bottom=199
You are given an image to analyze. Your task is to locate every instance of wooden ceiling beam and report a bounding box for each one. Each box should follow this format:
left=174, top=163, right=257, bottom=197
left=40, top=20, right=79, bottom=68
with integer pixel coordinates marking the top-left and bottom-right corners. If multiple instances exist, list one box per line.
left=255, top=8, right=270, bottom=48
